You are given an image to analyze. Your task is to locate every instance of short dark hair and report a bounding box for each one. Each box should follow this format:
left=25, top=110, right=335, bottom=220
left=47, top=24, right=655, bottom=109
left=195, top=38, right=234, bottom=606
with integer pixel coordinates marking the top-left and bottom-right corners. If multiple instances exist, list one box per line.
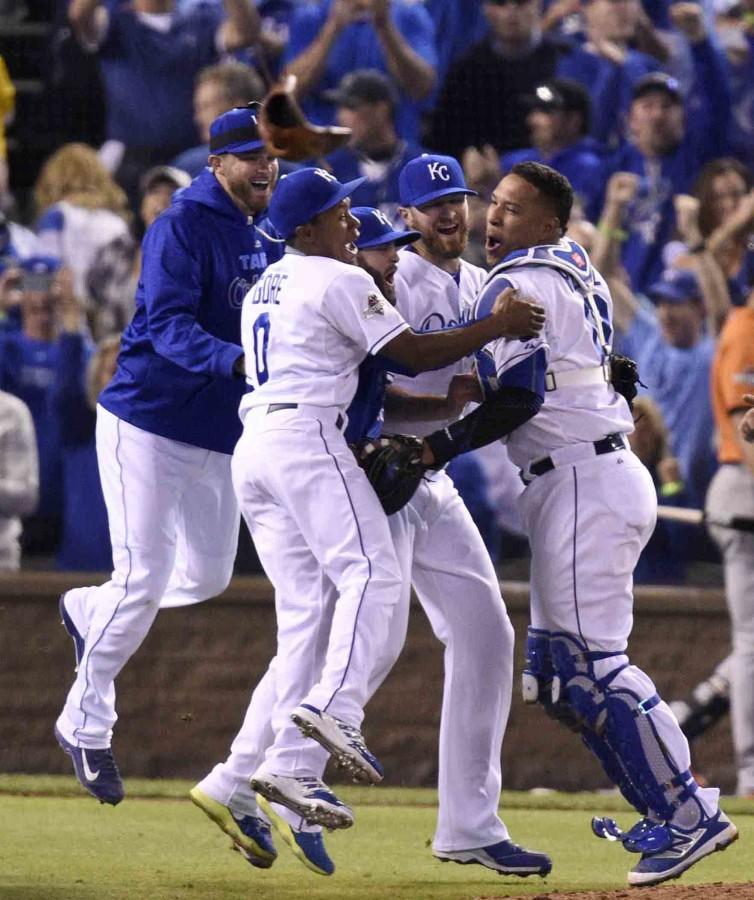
left=510, top=161, right=573, bottom=233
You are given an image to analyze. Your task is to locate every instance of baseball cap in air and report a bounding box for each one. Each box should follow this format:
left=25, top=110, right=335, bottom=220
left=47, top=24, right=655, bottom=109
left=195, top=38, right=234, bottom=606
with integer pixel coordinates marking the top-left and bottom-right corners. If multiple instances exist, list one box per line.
left=351, top=207, right=420, bottom=250
left=209, top=103, right=265, bottom=155
left=323, top=69, right=398, bottom=109
left=398, top=154, right=476, bottom=208
left=632, top=72, right=683, bottom=104
left=268, top=167, right=367, bottom=240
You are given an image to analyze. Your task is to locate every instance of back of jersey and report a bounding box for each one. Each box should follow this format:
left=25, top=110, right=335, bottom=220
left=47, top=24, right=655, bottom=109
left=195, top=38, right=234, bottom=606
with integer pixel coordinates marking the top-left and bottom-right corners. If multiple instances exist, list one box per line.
left=475, top=254, right=633, bottom=470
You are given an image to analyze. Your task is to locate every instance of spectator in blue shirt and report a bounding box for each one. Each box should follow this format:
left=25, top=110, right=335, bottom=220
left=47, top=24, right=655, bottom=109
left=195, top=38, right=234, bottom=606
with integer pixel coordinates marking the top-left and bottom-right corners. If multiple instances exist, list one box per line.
left=606, top=54, right=731, bottom=292
left=172, top=61, right=266, bottom=178
left=500, top=78, right=607, bottom=221
left=324, top=69, right=425, bottom=227
left=282, top=0, right=438, bottom=145
left=0, top=256, right=64, bottom=554
left=68, top=0, right=261, bottom=204
left=611, top=266, right=718, bottom=510
left=725, top=12, right=754, bottom=172
left=557, top=0, right=661, bottom=148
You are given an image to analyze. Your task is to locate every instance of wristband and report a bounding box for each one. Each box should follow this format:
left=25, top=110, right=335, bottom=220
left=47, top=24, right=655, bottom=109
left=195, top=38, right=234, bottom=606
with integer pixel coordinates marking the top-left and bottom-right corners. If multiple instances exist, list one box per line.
left=597, top=223, right=628, bottom=242
left=660, top=480, right=684, bottom=498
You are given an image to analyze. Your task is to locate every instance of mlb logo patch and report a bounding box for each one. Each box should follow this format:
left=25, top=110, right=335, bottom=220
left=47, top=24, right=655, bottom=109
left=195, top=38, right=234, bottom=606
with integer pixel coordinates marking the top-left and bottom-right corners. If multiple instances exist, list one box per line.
left=363, top=291, right=385, bottom=318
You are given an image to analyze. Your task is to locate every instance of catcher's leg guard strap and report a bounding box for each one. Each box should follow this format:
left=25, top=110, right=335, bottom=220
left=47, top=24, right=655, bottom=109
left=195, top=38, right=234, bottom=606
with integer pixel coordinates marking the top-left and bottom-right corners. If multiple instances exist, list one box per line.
left=550, top=633, right=698, bottom=822
left=522, top=627, right=581, bottom=731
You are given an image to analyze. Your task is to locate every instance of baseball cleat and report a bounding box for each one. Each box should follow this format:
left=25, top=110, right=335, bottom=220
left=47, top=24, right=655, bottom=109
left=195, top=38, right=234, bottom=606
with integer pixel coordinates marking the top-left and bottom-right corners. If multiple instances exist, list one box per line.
left=256, top=795, right=334, bottom=876
left=290, top=704, right=383, bottom=785
left=54, top=725, right=124, bottom=805
left=250, top=771, right=354, bottom=830
left=59, top=592, right=86, bottom=670
left=189, top=786, right=277, bottom=869
left=627, top=810, right=738, bottom=886
left=434, top=839, right=553, bottom=877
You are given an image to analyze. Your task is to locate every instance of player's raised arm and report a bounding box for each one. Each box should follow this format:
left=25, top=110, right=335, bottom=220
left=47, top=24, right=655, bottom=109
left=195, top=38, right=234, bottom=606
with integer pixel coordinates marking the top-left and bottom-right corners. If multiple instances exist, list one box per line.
left=378, top=286, right=544, bottom=373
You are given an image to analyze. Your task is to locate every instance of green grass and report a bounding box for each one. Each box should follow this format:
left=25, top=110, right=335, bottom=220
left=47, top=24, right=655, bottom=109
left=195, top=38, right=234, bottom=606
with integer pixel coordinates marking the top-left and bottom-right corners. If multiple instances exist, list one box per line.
left=1, top=778, right=752, bottom=900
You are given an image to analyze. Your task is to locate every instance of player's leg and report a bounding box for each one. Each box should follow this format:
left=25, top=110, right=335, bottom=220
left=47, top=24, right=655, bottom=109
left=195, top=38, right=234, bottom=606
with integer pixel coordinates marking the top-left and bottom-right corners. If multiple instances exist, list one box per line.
left=522, top=452, right=736, bottom=884
left=159, top=449, right=240, bottom=608
left=410, top=473, right=511, bottom=851
left=707, top=464, right=754, bottom=796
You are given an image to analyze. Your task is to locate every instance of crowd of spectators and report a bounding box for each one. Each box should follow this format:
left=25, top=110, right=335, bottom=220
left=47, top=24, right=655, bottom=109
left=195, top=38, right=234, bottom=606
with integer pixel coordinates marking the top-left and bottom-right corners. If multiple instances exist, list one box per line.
left=0, top=0, right=752, bottom=582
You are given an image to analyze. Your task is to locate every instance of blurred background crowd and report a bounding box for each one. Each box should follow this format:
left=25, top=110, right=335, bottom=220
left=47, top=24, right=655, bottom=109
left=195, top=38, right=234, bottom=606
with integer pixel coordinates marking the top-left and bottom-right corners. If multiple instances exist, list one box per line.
left=0, top=0, right=752, bottom=589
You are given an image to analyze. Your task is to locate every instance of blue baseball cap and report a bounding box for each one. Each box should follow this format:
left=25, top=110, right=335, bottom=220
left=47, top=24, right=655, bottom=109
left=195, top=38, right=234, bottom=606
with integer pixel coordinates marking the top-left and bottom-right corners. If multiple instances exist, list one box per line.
left=648, top=268, right=701, bottom=304
left=268, top=168, right=366, bottom=240
left=352, top=207, right=420, bottom=250
left=399, top=154, right=476, bottom=208
left=209, top=104, right=265, bottom=155
left=19, top=255, right=60, bottom=291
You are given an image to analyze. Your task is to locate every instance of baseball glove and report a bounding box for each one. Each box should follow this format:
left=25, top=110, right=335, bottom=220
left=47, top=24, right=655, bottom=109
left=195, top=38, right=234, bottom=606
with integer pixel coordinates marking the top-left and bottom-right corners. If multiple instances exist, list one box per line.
left=609, top=352, right=644, bottom=410
left=259, top=75, right=351, bottom=161
left=356, top=434, right=427, bottom=516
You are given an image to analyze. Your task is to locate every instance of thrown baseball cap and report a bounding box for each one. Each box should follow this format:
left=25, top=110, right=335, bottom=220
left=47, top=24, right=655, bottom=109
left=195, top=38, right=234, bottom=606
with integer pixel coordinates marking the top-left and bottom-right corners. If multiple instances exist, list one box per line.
left=19, top=255, right=60, bottom=291
left=632, top=72, right=683, bottom=104
left=323, top=69, right=397, bottom=109
left=648, top=268, right=701, bottom=304
left=140, top=165, right=192, bottom=195
left=352, top=207, right=420, bottom=250
left=268, top=167, right=367, bottom=240
left=399, top=154, right=476, bottom=208
left=209, top=103, right=265, bottom=155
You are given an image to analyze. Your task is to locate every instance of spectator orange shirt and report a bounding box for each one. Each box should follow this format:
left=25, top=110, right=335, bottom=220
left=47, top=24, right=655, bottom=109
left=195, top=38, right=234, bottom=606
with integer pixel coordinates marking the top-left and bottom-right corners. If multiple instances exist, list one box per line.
left=711, top=306, right=754, bottom=464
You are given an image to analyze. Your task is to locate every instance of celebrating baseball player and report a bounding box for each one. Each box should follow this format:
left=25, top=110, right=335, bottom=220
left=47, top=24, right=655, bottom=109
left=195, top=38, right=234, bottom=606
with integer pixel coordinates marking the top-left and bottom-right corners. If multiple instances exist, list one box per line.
left=189, top=167, right=545, bottom=874
left=417, top=162, right=738, bottom=887
left=354, top=156, right=552, bottom=878
left=54, top=105, right=282, bottom=805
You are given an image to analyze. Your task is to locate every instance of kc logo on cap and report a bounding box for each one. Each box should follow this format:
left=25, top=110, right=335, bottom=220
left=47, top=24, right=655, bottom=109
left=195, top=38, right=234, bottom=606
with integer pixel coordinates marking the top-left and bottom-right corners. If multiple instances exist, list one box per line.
left=398, top=154, right=476, bottom=208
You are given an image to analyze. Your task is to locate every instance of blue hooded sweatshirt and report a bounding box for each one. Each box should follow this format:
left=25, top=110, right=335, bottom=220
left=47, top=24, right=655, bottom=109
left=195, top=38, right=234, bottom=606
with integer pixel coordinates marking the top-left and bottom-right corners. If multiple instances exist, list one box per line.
left=100, top=169, right=282, bottom=454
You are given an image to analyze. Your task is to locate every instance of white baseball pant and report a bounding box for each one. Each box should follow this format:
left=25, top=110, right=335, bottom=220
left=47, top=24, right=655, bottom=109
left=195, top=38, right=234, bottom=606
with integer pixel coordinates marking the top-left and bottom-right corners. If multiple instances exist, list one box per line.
left=56, top=405, right=240, bottom=748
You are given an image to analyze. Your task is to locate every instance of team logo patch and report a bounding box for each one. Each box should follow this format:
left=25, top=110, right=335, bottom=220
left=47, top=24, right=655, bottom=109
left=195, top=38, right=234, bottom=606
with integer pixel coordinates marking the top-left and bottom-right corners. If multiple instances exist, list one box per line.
left=363, top=291, right=385, bottom=318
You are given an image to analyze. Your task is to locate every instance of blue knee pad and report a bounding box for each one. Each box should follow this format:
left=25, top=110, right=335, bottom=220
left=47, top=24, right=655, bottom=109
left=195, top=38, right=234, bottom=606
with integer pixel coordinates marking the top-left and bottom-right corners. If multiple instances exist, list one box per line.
left=522, top=627, right=580, bottom=731
left=549, top=632, right=698, bottom=822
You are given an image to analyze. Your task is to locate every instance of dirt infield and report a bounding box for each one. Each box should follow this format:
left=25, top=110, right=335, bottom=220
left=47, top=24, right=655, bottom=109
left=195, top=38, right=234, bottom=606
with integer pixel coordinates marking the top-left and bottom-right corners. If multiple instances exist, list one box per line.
left=482, top=882, right=754, bottom=900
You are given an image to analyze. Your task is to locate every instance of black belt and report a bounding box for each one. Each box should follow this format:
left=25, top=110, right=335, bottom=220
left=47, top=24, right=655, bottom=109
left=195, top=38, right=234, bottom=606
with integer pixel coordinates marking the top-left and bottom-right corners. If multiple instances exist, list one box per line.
left=528, top=433, right=626, bottom=478
left=267, top=403, right=344, bottom=431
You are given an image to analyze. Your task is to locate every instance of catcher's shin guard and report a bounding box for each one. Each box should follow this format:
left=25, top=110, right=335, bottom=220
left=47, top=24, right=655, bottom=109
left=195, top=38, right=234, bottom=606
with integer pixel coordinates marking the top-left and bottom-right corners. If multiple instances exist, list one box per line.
left=550, top=633, right=699, bottom=823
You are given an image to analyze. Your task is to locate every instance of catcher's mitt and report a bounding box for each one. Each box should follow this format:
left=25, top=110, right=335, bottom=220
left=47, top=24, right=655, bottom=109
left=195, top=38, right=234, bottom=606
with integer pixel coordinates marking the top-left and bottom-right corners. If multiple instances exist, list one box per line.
left=356, top=434, right=427, bottom=516
left=259, top=75, right=351, bottom=161
left=609, top=352, right=644, bottom=410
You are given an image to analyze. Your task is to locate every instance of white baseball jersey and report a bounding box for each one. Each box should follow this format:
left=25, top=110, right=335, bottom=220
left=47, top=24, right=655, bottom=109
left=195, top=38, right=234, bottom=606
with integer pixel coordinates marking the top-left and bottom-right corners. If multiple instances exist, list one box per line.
left=239, top=249, right=410, bottom=419
left=384, top=250, right=486, bottom=437
left=474, top=245, right=633, bottom=470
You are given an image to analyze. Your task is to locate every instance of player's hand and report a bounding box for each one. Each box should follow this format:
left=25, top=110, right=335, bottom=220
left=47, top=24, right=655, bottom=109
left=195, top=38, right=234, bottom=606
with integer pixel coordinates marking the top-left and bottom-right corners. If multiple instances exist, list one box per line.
left=420, top=438, right=436, bottom=466
left=606, top=172, right=639, bottom=208
left=740, top=394, right=754, bottom=443
left=446, top=373, right=483, bottom=416
left=491, top=286, right=546, bottom=339
left=670, top=2, right=706, bottom=42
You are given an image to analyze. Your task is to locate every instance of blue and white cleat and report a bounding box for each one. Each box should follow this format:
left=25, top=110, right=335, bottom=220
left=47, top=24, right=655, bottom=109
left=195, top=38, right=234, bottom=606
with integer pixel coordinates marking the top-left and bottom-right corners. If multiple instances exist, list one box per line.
left=434, top=840, right=553, bottom=877
left=250, top=771, right=354, bottom=830
left=59, top=592, right=86, bottom=670
left=628, top=810, right=738, bottom=886
left=256, top=795, right=334, bottom=876
left=54, top=725, right=124, bottom=805
left=592, top=816, right=673, bottom=854
left=189, top=786, right=276, bottom=869
left=290, top=704, right=383, bottom=785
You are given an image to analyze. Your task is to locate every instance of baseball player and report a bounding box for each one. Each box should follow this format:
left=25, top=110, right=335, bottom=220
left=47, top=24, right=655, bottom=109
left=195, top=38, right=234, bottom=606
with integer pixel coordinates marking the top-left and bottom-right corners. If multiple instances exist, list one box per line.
left=189, top=168, right=545, bottom=874
left=353, top=156, right=552, bottom=877
left=418, top=162, right=737, bottom=887
left=54, top=105, right=283, bottom=806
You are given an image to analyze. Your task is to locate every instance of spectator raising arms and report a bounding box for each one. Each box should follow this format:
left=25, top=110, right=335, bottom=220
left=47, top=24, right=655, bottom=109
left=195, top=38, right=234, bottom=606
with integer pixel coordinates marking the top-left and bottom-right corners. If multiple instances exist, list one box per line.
left=283, top=0, right=437, bottom=145
left=67, top=0, right=261, bottom=202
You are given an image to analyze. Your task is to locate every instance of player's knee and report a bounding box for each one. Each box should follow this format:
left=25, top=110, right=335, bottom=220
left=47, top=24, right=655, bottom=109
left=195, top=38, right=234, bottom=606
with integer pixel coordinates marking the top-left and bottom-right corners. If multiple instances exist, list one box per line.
left=190, top=558, right=235, bottom=602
